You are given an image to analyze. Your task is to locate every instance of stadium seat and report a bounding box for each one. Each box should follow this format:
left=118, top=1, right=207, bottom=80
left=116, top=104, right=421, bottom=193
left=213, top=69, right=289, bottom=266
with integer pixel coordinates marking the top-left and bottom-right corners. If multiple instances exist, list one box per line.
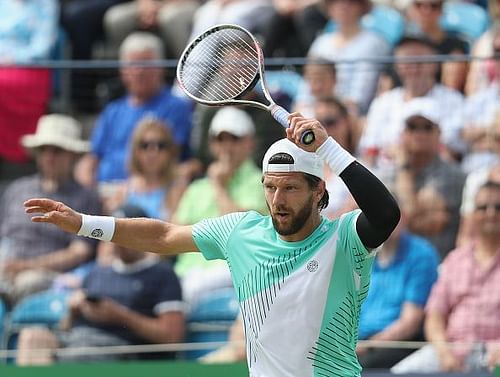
left=261, top=70, right=304, bottom=102
left=323, top=5, right=406, bottom=47
left=0, top=299, right=5, bottom=339
left=184, top=288, right=239, bottom=360
left=1, top=290, right=69, bottom=363
left=440, top=2, right=490, bottom=42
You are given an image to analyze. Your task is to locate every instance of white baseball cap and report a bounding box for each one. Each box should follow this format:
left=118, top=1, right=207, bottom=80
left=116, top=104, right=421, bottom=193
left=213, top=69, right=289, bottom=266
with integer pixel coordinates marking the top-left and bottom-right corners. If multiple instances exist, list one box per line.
left=262, top=138, right=324, bottom=180
left=209, top=107, right=255, bottom=137
left=402, top=97, right=441, bottom=125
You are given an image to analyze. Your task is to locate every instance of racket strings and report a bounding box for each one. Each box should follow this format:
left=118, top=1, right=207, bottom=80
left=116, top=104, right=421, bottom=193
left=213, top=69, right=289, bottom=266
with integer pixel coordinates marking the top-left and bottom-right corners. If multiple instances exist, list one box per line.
left=179, top=29, right=259, bottom=102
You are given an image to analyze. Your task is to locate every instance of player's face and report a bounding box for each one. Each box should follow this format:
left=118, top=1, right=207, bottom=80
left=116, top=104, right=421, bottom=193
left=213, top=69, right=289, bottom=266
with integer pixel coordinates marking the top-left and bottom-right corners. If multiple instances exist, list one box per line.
left=263, top=173, right=319, bottom=241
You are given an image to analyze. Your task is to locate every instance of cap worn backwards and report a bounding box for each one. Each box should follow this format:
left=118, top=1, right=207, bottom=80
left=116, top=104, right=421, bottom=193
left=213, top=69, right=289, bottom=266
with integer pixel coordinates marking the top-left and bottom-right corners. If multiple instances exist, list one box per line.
left=262, top=138, right=324, bottom=180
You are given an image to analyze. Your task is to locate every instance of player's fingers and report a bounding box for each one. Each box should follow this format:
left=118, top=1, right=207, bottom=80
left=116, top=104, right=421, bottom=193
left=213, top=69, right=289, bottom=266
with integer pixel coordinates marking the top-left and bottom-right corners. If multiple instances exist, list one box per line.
left=25, top=206, right=50, bottom=214
left=23, top=198, right=57, bottom=211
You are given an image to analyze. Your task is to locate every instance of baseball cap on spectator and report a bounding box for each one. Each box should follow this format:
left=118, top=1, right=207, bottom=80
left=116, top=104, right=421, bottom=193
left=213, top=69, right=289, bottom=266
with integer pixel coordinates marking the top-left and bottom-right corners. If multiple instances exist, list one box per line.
left=402, top=97, right=441, bottom=126
left=262, top=138, right=325, bottom=180
left=209, top=107, right=255, bottom=138
left=21, top=114, right=90, bottom=153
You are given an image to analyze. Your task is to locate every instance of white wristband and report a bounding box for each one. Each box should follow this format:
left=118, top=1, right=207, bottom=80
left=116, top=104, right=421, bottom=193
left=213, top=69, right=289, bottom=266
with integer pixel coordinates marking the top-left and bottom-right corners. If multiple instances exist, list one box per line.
left=77, top=214, right=116, bottom=242
left=316, top=137, right=356, bottom=176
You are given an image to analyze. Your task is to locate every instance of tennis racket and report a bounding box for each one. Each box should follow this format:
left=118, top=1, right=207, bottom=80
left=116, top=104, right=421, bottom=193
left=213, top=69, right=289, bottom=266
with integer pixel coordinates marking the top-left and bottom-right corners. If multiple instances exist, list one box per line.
left=176, top=23, right=315, bottom=145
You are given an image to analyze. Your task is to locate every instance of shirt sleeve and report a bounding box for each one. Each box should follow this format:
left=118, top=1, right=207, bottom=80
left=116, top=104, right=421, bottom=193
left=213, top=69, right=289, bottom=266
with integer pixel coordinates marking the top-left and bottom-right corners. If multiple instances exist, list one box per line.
left=337, top=210, right=372, bottom=271
left=192, top=212, right=248, bottom=261
left=404, top=238, right=439, bottom=306
left=154, top=263, right=185, bottom=314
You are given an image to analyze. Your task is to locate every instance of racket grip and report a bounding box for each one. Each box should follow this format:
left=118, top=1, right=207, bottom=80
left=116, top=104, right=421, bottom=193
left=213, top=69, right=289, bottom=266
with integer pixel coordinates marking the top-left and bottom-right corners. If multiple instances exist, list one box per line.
left=270, top=105, right=316, bottom=145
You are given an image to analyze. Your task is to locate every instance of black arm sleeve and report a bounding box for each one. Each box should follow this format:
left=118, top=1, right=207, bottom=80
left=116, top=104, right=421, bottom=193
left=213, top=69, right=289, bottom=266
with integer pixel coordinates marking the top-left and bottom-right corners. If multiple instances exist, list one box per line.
left=339, top=161, right=401, bottom=249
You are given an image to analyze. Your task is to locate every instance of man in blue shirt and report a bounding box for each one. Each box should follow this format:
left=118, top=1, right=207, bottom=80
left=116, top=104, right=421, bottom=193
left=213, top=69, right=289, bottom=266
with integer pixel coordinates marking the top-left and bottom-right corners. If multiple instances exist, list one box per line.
left=357, top=214, right=439, bottom=368
left=76, top=32, right=193, bottom=187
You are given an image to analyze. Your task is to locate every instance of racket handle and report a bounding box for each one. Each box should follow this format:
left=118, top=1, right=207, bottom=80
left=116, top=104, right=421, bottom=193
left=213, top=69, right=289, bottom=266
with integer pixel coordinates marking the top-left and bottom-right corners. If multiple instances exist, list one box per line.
left=270, top=105, right=315, bottom=145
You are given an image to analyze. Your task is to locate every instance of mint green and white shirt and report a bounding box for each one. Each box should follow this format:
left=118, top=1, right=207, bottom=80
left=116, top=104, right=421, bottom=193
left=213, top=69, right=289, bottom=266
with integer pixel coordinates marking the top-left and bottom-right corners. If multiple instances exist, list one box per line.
left=192, top=209, right=374, bottom=377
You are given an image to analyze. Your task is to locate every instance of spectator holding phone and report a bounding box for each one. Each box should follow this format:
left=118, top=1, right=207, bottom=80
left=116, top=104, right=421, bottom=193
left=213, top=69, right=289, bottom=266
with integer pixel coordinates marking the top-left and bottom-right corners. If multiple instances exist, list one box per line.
left=16, top=204, right=185, bottom=364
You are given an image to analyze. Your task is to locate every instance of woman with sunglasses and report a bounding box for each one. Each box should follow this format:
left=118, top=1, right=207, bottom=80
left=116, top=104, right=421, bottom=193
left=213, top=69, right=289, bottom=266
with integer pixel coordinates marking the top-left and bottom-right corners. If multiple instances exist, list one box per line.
left=103, top=117, right=187, bottom=222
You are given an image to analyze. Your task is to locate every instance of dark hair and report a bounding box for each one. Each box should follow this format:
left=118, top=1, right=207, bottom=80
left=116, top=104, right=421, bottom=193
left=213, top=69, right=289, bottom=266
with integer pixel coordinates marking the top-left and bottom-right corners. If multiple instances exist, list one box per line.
left=304, top=173, right=329, bottom=211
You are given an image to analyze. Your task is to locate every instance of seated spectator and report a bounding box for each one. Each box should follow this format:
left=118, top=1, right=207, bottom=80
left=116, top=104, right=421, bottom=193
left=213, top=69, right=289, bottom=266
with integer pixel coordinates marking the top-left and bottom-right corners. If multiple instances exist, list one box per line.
left=313, top=96, right=359, bottom=219
left=456, top=163, right=500, bottom=247
left=391, top=180, right=500, bottom=373
left=16, top=204, right=185, bottom=365
left=357, top=210, right=439, bottom=369
left=173, top=107, right=267, bottom=309
left=308, top=0, right=391, bottom=114
left=60, top=0, right=129, bottom=111
left=465, top=6, right=500, bottom=96
left=260, top=0, right=328, bottom=58
left=359, top=34, right=465, bottom=166
left=0, top=115, right=101, bottom=305
left=102, top=117, right=188, bottom=220
left=75, top=32, right=194, bottom=189
left=391, top=99, right=465, bottom=259
left=189, top=0, right=273, bottom=40
left=0, top=0, right=58, bottom=181
left=104, top=0, right=201, bottom=59
left=293, top=58, right=337, bottom=117
left=461, top=28, right=500, bottom=174
left=405, top=0, right=469, bottom=55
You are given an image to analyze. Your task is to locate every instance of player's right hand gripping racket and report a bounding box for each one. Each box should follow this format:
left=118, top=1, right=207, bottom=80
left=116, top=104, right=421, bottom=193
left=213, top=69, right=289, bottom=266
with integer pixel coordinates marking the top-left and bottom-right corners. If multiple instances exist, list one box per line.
left=176, top=23, right=315, bottom=145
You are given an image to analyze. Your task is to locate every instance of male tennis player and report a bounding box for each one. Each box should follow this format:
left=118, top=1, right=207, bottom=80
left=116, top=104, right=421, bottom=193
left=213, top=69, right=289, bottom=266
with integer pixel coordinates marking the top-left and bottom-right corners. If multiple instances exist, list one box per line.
left=24, top=113, right=400, bottom=376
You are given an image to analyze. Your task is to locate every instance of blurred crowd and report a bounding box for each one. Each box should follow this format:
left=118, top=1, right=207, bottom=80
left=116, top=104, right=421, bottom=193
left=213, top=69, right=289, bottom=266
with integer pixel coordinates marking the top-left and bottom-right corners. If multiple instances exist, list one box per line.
left=0, top=0, right=499, bottom=373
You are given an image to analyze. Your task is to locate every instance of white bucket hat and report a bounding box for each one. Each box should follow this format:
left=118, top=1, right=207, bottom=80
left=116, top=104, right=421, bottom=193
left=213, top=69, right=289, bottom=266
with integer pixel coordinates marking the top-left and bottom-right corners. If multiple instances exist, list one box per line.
left=21, top=114, right=90, bottom=153
left=262, top=138, right=325, bottom=180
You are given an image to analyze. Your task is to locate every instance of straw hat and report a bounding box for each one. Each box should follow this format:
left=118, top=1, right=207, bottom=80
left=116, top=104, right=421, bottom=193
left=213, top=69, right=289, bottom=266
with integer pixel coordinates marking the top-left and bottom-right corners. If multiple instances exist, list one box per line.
left=21, top=114, right=90, bottom=153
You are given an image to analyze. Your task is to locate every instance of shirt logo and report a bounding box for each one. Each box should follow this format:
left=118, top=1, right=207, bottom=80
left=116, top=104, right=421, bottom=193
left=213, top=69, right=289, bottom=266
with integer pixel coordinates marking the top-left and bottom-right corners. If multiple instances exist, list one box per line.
left=307, top=259, right=319, bottom=272
left=91, top=228, right=104, bottom=238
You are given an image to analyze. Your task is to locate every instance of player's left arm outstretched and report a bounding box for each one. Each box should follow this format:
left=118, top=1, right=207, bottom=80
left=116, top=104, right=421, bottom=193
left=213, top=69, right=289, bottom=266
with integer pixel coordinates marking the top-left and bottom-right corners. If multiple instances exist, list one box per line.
left=24, top=198, right=198, bottom=256
left=287, top=113, right=401, bottom=249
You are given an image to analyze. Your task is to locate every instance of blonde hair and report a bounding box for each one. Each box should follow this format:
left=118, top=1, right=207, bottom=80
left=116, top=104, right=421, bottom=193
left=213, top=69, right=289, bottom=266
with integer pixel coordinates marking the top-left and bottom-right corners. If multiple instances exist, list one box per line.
left=129, top=117, right=177, bottom=185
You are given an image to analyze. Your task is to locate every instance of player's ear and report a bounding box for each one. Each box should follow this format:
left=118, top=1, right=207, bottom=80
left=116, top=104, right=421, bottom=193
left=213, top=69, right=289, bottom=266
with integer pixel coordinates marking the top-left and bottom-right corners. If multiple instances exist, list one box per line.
left=315, top=180, right=326, bottom=203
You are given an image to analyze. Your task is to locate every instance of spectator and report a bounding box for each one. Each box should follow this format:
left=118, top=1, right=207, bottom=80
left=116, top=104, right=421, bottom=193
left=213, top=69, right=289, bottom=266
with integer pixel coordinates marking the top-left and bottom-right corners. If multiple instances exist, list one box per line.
left=75, top=32, right=193, bottom=189
left=313, top=96, right=359, bottom=219
left=461, top=27, right=500, bottom=174
left=293, top=58, right=337, bottom=117
left=456, top=163, right=500, bottom=247
left=60, top=0, right=129, bottom=111
left=173, top=107, right=267, bottom=308
left=260, top=0, right=328, bottom=58
left=102, top=117, right=188, bottom=220
left=308, top=0, right=391, bottom=114
left=16, top=204, right=185, bottom=365
left=357, top=209, right=439, bottom=369
left=406, top=0, right=469, bottom=55
left=359, top=34, right=465, bottom=167
left=392, top=98, right=465, bottom=259
left=0, top=115, right=101, bottom=305
left=104, top=0, right=201, bottom=59
left=391, top=180, right=500, bottom=373
left=0, top=0, right=58, bottom=181
left=189, top=0, right=274, bottom=40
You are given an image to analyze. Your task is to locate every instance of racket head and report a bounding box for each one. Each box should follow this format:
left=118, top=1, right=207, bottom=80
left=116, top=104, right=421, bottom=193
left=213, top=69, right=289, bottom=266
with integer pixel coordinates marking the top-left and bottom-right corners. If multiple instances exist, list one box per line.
left=177, top=24, right=262, bottom=106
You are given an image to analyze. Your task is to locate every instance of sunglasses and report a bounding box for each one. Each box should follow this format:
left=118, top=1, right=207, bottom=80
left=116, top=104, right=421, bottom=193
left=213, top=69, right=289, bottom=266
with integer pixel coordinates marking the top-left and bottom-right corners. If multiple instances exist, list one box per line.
left=414, top=1, right=442, bottom=10
left=138, top=140, right=169, bottom=151
left=406, top=122, right=436, bottom=132
left=212, top=133, right=242, bottom=142
left=320, top=117, right=341, bottom=128
left=475, top=203, right=500, bottom=212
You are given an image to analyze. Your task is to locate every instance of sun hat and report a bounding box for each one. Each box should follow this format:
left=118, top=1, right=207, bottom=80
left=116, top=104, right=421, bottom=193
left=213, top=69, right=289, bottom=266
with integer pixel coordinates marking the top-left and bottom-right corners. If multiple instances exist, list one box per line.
left=21, top=114, right=90, bottom=153
left=209, top=107, right=255, bottom=138
left=262, top=138, right=325, bottom=180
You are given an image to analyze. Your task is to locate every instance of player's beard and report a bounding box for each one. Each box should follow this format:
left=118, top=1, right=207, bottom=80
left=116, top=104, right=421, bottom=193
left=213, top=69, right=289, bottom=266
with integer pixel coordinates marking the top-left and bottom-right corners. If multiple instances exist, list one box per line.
left=269, top=194, right=314, bottom=236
